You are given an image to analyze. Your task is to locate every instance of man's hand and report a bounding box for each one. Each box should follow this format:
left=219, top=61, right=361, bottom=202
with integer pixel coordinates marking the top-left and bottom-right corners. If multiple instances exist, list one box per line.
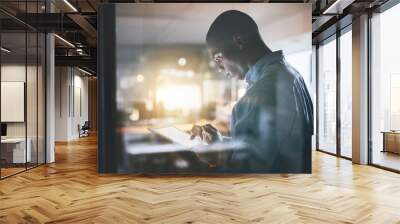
left=190, top=124, right=223, bottom=144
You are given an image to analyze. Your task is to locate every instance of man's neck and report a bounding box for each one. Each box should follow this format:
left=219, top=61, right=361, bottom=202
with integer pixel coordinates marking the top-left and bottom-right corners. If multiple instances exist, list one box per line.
left=246, top=45, right=272, bottom=70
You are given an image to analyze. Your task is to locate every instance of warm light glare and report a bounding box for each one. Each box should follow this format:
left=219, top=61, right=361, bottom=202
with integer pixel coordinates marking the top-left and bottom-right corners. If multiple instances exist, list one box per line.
left=156, top=85, right=201, bottom=111
left=130, top=108, right=140, bottom=121
left=136, top=74, right=144, bottom=82
left=160, top=68, right=195, bottom=78
left=238, top=87, right=246, bottom=98
left=178, top=57, right=187, bottom=66
left=145, top=101, right=154, bottom=111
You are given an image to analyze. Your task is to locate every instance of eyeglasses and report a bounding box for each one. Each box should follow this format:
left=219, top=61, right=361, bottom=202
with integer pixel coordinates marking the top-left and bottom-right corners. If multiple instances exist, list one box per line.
left=213, top=52, right=223, bottom=65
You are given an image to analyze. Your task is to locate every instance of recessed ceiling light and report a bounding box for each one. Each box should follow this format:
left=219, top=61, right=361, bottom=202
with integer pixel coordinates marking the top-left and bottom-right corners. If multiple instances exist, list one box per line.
left=322, top=0, right=354, bottom=15
left=63, top=0, right=78, bottom=12
left=54, top=34, right=75, bottom=48
left=78, top=67, right=92, bottom=76
left=1, top=47, right=11, bottom=53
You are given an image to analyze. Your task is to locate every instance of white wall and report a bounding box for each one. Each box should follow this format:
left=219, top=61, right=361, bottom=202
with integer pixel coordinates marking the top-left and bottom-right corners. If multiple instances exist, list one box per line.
left=1, top=63, right=46, bottom=164
left=1, top=65, right=26, bottom=140
left=55, top=67, right=89, bottom=141
left=1, top=65, right=38, bottom=138
left=71, top=73, right=89, bottom=138
left=55, top=67, right=69, bottom=141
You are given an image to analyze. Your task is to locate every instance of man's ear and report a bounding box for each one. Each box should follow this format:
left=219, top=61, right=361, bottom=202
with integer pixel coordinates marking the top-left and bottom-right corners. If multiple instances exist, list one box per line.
left=233, top=34, right=244, bottom=50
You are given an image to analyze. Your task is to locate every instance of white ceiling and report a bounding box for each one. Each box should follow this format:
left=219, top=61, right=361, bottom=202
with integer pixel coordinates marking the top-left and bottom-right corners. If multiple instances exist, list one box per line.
left=115, top=3, right=311, bottom=54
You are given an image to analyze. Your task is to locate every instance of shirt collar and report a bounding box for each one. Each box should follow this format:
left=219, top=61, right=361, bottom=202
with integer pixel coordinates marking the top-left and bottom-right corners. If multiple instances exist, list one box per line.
left=244, top=50, right=284, bottom=87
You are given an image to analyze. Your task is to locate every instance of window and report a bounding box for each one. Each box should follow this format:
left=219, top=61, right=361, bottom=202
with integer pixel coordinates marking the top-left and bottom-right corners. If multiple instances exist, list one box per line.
left=286, top=50, right=313, bottom=89
left=0, top=1, right=46, bottom=179
left=370, top=3, right=400, bottom=171
left=318, top=38, right=337, bottom=154
left=340, top=29, right=352, bottom=158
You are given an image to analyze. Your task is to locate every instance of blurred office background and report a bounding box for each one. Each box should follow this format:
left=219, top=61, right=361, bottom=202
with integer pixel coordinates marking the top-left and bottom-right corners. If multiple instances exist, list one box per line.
left=115, top=4, right=312, bottom=134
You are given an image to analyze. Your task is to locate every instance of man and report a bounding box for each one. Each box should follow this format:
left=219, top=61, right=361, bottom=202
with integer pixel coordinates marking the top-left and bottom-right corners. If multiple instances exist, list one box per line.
left=191, top=10, right=314, bottom=173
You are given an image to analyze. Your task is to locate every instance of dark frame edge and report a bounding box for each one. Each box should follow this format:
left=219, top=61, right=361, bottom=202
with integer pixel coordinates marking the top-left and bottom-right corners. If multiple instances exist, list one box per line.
left=97, top=4, right=118, bottom=173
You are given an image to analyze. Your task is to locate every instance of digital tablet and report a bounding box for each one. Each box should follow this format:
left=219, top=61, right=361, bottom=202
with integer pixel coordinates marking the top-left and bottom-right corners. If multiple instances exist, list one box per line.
left=149, top=126, right=208, bottom=148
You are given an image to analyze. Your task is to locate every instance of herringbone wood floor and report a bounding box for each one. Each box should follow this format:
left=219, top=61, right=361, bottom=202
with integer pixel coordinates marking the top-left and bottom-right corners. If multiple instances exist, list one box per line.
left=1, top=135, right=400, bottom=224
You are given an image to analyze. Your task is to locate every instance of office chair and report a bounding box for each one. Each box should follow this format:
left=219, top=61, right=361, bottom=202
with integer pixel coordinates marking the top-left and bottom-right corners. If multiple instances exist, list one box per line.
left=79, top=121, right=90, bottom=138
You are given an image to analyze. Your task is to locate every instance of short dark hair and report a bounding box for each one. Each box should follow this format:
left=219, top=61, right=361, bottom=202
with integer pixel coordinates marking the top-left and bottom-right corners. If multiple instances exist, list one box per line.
left=206, top=10, right=259, bottom=47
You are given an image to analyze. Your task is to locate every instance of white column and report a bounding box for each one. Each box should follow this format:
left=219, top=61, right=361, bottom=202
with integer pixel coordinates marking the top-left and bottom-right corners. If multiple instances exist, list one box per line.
left=352, top=14, right=369, bottom=164
left=46, top=1, right=56, bottom=163
left=46, top=33, right=55, bottom=163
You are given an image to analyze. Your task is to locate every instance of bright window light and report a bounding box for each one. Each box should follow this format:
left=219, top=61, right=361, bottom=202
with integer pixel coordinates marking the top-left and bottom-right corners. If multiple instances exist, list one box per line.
left=156, top=85, right=201, bottom=111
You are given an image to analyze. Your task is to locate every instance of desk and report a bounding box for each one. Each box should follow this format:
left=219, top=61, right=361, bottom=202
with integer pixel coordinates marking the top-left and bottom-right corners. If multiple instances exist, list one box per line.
left=122, top=132, right=241, bottom=173
left=1, top=138, right=31, bottom=164
left=117, top=120, right=234, bottom=173
left=382, top=131, right=400, bottom=154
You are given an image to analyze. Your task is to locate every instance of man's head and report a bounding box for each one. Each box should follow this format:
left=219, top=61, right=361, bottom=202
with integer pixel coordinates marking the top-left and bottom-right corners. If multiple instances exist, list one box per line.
left=206, top=10, right=264, bottom=79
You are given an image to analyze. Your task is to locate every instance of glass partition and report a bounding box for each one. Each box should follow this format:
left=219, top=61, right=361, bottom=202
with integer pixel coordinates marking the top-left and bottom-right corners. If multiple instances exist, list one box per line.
left=371, top=3, right=400, bottom=171
left=339, top=29, right=352, bottom=158
left=318, top=37, right=337, bottom=154
left=0, top=2, right=46, bottom=179
left=27, top=30, right=38, bottom=169
left=37, top=32, right=45, bottom=165
left=1, top=30, right=28, bottom=177
left=98, top=3, right=313, bottom=174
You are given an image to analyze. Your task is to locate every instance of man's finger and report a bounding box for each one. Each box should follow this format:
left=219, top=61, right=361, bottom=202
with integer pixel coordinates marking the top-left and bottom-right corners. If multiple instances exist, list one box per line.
left=204, top=124, right=218, bottom=132
left=203, top=125, right=218, bottom=136
left=192, top=125, right=203, bottom=134
left=190, top=125, right=203, bottom=139
left=203, top=132, right=212, bottom=143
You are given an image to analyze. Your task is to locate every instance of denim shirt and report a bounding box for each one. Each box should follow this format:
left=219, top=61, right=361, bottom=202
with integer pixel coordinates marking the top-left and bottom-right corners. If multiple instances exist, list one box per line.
left=228, top=51, right=314, bottom=173
left=244, top=50, right=284, bottom=88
